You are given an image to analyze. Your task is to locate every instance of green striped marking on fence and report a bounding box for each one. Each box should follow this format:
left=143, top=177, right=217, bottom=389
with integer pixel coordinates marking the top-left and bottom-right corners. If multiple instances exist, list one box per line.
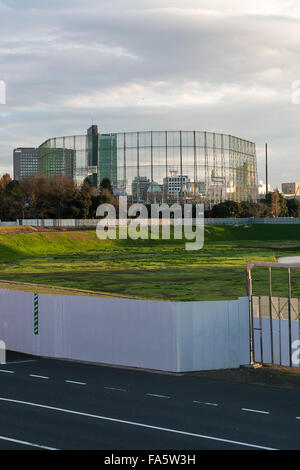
left=34, top=293, right=39, bottom=335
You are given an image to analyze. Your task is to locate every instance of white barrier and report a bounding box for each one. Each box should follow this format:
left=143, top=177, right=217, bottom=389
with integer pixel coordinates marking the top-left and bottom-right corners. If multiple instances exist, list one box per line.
left=176, top=297, right=250, bottom=370
left=1, top=217, right=300, bottom=227
left=0, top=290, right=249, bottom=372
left=205, top=217, right=300, bottom=225
left=253, top=317, right=300, bottom=366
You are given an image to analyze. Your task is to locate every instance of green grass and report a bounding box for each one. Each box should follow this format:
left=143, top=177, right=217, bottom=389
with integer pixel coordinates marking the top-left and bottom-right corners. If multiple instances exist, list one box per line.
left=0, top=225, right=299, bottom=301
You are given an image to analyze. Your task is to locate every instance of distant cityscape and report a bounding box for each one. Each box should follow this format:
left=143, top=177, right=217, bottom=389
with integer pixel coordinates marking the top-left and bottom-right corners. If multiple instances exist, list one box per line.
left=12, top=125, right=263, bottom=209
left=11, top=124, right=300, bottom=210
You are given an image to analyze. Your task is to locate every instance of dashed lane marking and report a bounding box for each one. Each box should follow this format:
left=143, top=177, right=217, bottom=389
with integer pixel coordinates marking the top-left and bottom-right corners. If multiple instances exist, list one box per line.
left=242, top=408, right=270, bottom=415
left=29, top=375, right=49, bottom=380
left=146, top=393, right=171, bottom=399
left=104, top=386, right=127, bottom=392
left=193, top=401, right=219, bottom=407
left=65, top=380, right=87, bottom=386
left=0, top=397, right=278, bottom=450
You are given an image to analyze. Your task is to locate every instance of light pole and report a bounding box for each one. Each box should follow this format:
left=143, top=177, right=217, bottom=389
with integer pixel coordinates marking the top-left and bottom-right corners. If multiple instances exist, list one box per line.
left=265, top=143, right=268, bottom=197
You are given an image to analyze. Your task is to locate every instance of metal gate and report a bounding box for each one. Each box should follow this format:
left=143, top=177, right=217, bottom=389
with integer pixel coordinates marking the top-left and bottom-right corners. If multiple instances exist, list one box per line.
left=247, top=262, right=300, bottom=367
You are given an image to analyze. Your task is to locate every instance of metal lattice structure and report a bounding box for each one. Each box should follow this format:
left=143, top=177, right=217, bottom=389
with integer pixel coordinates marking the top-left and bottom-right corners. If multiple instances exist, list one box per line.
left=39, top=129, right=258, bottom=207
left=247, top=262, right=300, bottom=368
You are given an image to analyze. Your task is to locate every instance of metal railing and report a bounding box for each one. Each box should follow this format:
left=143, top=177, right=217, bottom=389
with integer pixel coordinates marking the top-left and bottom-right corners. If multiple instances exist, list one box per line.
left=247, top=262, right=300, bottom=367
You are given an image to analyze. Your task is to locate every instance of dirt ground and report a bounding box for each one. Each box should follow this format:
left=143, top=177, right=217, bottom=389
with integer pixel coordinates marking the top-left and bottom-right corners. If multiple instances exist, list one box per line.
left=189, top=364, right=300, bottom=390
left=0, top=279, right=117, bottom=297
left=0, top=225, right=95, bottom=234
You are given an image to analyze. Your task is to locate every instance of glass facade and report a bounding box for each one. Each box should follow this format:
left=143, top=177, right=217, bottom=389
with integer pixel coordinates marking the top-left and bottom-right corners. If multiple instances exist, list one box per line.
left=39, top=130, right=258, bottom=207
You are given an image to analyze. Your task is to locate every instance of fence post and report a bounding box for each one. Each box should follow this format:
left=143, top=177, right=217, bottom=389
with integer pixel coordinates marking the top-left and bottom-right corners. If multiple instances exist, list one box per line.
left=269, top=267, right=274, bottom=364
left=247, top=266, right=254, bottom=364
left=288, top=268, right=292, bottom=367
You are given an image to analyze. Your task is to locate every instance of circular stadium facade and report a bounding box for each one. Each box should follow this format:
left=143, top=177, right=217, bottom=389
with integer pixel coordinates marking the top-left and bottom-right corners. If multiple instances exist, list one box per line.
left=39, top=127, right=258, bottom=207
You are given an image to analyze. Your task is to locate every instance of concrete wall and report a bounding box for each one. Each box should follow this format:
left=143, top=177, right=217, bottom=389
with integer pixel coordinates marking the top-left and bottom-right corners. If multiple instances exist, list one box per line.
left=0, top=289, right=250, bottom=372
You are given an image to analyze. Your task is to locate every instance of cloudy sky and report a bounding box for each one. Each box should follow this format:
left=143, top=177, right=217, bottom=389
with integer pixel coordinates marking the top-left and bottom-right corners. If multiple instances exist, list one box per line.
left=1, top=0, right=300, bottom=187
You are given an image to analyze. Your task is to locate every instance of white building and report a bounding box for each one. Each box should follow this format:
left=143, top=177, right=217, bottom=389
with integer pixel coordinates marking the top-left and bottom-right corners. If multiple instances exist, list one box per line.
left=258, top=180, right=272, bottom=195
left=163, top=175, right=191, bottom=195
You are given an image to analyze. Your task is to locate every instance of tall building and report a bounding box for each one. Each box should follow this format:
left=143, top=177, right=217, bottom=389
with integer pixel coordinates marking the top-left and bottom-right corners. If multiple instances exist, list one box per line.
left=132, top=176, right=150, bottom=201
left=282, top=182, right=300, bottom=197
left=13, top=147, right=39, bottom=180
left=39, top=126, right=118, bottom=188
left=39, top=147, right=75, bottom=180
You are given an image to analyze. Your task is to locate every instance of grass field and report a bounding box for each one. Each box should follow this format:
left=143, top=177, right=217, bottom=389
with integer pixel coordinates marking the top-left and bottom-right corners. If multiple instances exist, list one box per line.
left=0, top=225, right=299, bottom=301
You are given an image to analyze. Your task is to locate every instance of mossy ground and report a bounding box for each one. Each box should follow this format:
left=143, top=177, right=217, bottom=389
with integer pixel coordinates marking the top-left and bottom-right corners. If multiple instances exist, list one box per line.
left=0, top=225, right=299, bottom=300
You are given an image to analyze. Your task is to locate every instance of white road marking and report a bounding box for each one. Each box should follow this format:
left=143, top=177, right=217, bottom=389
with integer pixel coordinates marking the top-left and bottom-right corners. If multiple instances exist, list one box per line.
left=0, top=370, right=15, bottom=374
left=0, top=434, right=57, bottom=450
left=66, top=380, right=86, bottom=386
left=0, top=397, right=277, bottom=450
left=29, top=375, right=49, bottom=380
left=104, top=387, right=127, bottom=392
left=193, top=400, right=218, bottom=407
left=241, top=408, right=270, bottom=415
left=146, top=393, right=171, bottom=399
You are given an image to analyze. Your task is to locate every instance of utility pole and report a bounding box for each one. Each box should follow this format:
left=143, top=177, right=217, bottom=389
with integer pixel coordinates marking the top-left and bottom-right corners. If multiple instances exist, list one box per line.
left=265, top=143, right=268, bottom=197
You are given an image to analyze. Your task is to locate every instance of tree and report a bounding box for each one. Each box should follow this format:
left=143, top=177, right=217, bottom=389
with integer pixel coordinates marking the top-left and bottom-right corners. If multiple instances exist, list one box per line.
left=78, top=179, right=92, bottom=218
left=100, top=178, right=113, bottom=194
left=19, top=175, right=51, bottom=218
left=265, top=191, right=288, bottom=217
left=0, top=175, right=23, bottom=220
left=239, top=201, right=264, bottom=218
left=0, top=173, right=11, bottom=192
left=287, top=198, right=300, bottom=217
left=211, top=201, right=241, bottom=218
left=45, top=175, right=82, bottom=218
left=0, top=173, right=102, bottom=220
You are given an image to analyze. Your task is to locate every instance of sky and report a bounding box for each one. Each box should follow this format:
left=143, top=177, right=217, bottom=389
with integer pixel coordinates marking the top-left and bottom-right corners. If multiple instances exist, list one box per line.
left=1, top=0, right=300, bottom=188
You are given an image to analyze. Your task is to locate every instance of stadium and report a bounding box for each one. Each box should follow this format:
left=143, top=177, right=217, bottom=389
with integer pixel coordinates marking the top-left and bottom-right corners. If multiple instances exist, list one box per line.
left=39, top=127, right=258, bottom=207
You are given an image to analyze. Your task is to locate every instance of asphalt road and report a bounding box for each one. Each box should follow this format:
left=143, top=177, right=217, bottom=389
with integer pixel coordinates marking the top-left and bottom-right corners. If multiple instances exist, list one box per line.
left=0, top=352, right=299, bottom=450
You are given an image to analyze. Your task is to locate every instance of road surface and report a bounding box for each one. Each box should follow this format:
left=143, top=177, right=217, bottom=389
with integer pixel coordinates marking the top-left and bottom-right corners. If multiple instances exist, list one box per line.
left=0, top=352, right=299, bottom=450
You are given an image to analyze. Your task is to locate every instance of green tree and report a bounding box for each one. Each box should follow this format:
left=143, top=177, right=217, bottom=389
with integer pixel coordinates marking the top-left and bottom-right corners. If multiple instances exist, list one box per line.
left=287, top=198, right=300, bottom=217
left=239, top=201, right=264, bottom=218
left=265, top=191, right=288, bottom=217
left=211, top=201, right=241, bottom=218
left=100, top=178, right=113, bottom=194
left=79, top=179, right=92, bottom=218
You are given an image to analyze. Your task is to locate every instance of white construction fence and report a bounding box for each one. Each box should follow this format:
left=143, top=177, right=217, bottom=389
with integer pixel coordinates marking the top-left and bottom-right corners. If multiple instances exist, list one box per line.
left=1, top=217, right=300, bottom=227
left=0, top=289, right=250, bottom=372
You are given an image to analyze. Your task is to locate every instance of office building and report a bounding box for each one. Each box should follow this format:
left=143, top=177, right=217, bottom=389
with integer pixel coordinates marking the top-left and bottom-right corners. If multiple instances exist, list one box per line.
left=13, top=147, right=39, bottom=180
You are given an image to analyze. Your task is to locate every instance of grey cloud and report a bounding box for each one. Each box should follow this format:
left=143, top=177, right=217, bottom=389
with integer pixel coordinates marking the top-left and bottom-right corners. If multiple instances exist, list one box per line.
left=1, top=0, right=300, bottom=187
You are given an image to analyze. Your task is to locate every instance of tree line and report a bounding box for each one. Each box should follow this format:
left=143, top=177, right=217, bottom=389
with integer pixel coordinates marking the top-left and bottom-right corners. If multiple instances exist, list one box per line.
left=209, top=191, right=300, bottom=218
left=0, top=173, right=299, bottom=220
left=0, top=174, right=115, bottom=221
